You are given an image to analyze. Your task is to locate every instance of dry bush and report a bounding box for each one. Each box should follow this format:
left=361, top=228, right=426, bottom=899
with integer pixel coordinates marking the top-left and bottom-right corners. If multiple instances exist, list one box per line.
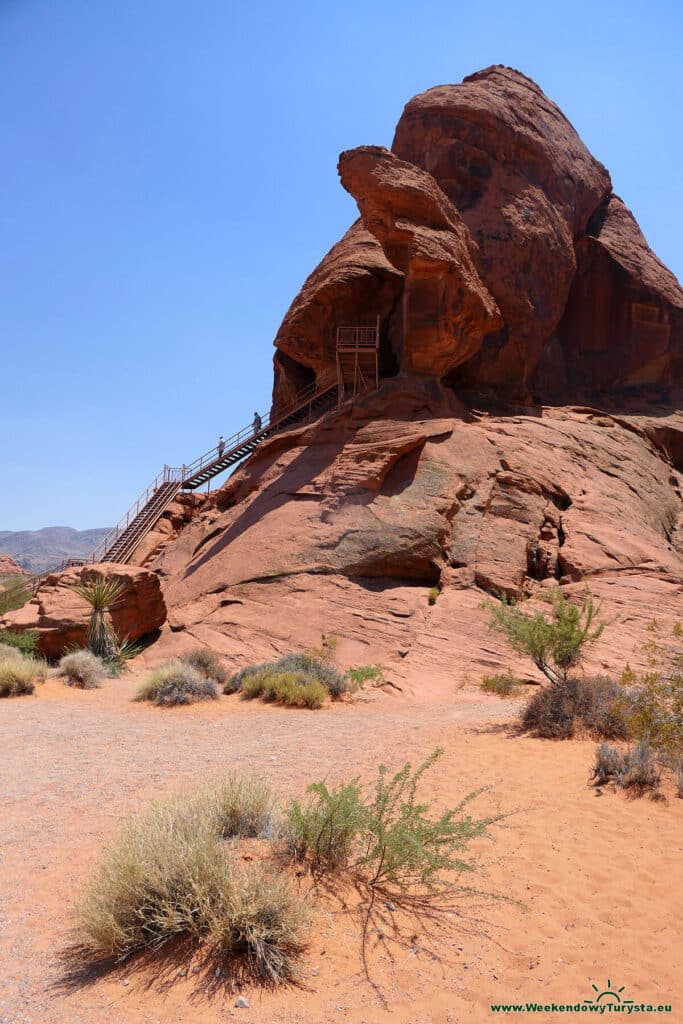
left=197, top=775, right=277, bottom=839
left=135, top=661, right=218, bottom=706
left=0, top=656, right=39, bottom=697
left=592, top=741, right=661, bottom=796
left=479, top=670, right=522, bottom=697
left=0, top=643, right=24, bottom=662
left=521, top=675, right=630, bottom=740
left=180, top=648, right=228, bottom=687
left=240, top=669, right=327, bottom=709
left=226, top=652, right=348, bottom=700
left=58, top=650, right=105, bottom=689
left=69, top=786, right=308, bottom=984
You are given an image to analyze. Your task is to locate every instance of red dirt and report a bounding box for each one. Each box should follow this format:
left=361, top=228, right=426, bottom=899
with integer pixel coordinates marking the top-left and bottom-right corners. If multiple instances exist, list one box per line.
left=1, top=675, right=681, bottom=1023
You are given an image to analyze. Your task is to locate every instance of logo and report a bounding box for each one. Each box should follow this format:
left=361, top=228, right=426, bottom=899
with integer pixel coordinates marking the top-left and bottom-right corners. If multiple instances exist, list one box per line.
left=584, top=979, right=635, bottom=1007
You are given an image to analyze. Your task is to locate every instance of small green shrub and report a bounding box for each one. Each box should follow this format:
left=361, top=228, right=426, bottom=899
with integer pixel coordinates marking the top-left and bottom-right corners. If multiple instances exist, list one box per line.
left=135, top=661, right=218, bottom=706
left=69, top=790, right=308, bottom=983
left=240, top=668, right=327, bottom=708
left=283, top=748, right=501, bottom=897
left=59, top=650, right=105, bottom=689
left=0, top=630, right=38, bottom=656
left=0, top=657, right=39, bottom=697
left=345, top=665, right=386, bottom=691
left=487, top=587, right=605, bottom=685
left=480, top=670, right=521, bottom=697
left=521, top=675, right=630, bottom=740
left=428, top=586, right=440, bottom=606
left=180, top=648, right=228, bottom=687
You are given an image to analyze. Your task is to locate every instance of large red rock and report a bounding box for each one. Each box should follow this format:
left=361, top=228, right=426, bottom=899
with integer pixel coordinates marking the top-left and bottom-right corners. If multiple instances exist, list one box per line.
left=0, top=555, right=27, bottom=575
left=337, top=146, right=502, bottom=376
left=148, top=379, right=683, bottom=692
left=0, top=564, right=167, bottom=659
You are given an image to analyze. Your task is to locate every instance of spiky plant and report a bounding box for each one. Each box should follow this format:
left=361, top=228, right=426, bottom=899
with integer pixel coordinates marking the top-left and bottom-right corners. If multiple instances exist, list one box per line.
left=70, top=576, right=126, bottom=662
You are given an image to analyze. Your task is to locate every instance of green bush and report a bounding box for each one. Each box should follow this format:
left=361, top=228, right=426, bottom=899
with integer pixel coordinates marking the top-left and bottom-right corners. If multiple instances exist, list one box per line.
left=618, top=622, right=683, bottom=758
left=283, top=748, right=501, bottom=897
left=226, top=652, right=348, bottom=702
left=345, top=665, right=386, bottom=691
left=69, top=789, right=308, bottom=983
left=0, top=656, right=40, bottom=697
left=521, top=675, right=630, bottom=740
left=0, top=630, right=38, bottom=656
left=428, top=586, right=440, bottom=606
left=135, top=661, right=219, bottom=706
left=58, top=650, right=105, bottom=689
left=487, top=587, right=605, bottom=685
left=180, top=648, right=228, bottom=687
left=240, top=668, right=327, bottom=708
left=479, top=670, right=521, bottom=697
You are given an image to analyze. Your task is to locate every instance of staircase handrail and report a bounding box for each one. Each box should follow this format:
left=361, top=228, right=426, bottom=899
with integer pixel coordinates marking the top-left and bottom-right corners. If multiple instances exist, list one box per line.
left=88, top=465, right=184, bottom=564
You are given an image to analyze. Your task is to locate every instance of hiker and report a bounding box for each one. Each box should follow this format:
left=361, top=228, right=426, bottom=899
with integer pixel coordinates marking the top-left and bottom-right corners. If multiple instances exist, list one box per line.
left=252, top=411, right=262, bottom=434
left=217, top=435, right=225, bottom=458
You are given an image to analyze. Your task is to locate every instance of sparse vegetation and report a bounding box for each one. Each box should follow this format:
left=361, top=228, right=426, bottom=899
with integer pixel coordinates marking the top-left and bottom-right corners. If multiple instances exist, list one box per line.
left=196, top=774, right=277, bottom=840
left=618, top=621, right=683, bottom=759
left=69, top=575, right=126, bottom=662
left=135, top=661, right=219, bottom=706
left=0, top=574, right=32, bottom=615
left=0, top=642, right=24, bottom=662
left=68, top=786, right=308, bottom=983
left=0, top=655, right=43, bottom=697
left=487, top=587, right=605, bottom=686
left=591, top=741, right=661, bottom=796
left=428, top=586, right=440, bottom=606
left=225, top=652, right=349, bottom=704
left=345, top=664, right=386, bottom=691
left=479, top=670, right=522, bottom=697
left=0, top=630, right=38, bottom=656
left=521, top=675, right=630, bottom=740
left=58, top=650, right=105, bottom=690
left=180, top=647, right=228, bottom=687
left=282, top=748, right=501, bottom=898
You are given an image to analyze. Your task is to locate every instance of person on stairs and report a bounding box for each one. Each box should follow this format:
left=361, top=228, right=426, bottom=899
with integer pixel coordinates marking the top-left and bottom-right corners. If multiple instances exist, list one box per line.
left=252, top=411, right=262, bottom=434
left=217, top=435, right=225, bottom=458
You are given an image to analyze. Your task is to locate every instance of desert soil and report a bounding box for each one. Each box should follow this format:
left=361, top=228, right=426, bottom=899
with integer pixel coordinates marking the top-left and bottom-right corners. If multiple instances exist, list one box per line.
left=1, top=676, right=681, bottom=1024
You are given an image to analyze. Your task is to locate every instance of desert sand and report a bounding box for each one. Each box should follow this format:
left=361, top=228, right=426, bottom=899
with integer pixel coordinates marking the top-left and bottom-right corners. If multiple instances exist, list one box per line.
left=1, top=675, right=681, bottom=1024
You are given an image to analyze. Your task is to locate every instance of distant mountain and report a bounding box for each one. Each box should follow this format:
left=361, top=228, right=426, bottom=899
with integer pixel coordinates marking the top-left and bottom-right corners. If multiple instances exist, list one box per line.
left=0, top=527, right=111, bottom=574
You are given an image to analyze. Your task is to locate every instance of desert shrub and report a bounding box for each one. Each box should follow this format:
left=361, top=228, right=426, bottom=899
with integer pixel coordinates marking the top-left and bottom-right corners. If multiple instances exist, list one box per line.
left=197, top=775, right=277, bottom=839
left=227, top=652, right=348, bottom=701
left=0, top=643, right=24, bottom=662
left=618, top=621, right=683, bottom=758
left=591, top=741, right=661, bottom=796
left=135, top=661, right=218, bottom=706
left=345, top=664, right=386, bottom=691
left=70, top=575, right=126, bottom=662
left=521, top=675, right=630, bottom=740
left=0, top=657, right=38, bottom=697
left=69, top=791, right=308, bottom=983
left=283, top=748, right=500, bottom=897
left=480, top=670, right=522, bottom=697
left=487, top=587, right=605, bottom=685
left=428, top=586, right=440, bottom=606
left=240, top=668, right=327, bottom=709
left=0, top=574, right=32, bottom=615
left=59, top=650, right=105, bottom=689
left=180, top=647, right=228, bottom=687
left=0, top=630, right=38, bottom=656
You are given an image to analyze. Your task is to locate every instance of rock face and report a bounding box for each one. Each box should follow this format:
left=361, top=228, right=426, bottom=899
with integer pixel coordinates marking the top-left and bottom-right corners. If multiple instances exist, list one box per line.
left=147, top=379, right=683, bottom=692
left=0, top=564, right=167, bottom=659
left=0, top=555, right=27, bottom=575
left=337, top=146, right=502, bottom=376
left=273, top=65, right=681, bottom=403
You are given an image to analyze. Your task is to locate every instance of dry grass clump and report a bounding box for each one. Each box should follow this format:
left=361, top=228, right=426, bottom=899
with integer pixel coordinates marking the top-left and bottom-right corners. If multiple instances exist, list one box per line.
left=226, top=652, right=348, bottom=705
left=135, top=661, right=218, bottom=706
left=68, top=781, right=308, bottom=984
left=197, top=775, right=277, bottom=839
left=241, top=669, right=327, bottom=709
left=479, top=670, right=522, bottom=697
left=592, top=741, right=661, bottom=796
left=58, top=650, right=105, bottom=689
left=0, top=655, right=42, bottom=697
left=0, top=643, right=24, bottom=662
left=521, top=675, right=630, bottom=740
left=179, top=647, right=228, bottom=687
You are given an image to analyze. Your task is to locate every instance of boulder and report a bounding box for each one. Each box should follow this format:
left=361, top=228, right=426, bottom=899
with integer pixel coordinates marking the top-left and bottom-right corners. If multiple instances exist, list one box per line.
left=337, top=146, right=502, bottom=376
left=0, top=555, right=27, bottom=575
left=0, top=564, right=167, bottom=659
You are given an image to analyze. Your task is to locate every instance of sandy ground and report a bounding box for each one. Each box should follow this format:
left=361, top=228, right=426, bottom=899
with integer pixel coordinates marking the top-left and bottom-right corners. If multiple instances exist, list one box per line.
left=1, top=676, right=681, bottom=1024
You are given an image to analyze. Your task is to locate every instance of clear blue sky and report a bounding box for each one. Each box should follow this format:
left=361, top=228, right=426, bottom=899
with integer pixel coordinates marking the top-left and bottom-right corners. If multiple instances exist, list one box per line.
left=1, top=0, right=681, bottom=530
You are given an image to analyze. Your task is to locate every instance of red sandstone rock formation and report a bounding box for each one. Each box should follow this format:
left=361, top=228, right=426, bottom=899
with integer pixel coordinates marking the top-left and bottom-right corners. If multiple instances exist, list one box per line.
left=274, top=65, right=681, bottom=404
left=0, top=564, right=166, bottom=658
left=0, top=555, right=27, bottom=575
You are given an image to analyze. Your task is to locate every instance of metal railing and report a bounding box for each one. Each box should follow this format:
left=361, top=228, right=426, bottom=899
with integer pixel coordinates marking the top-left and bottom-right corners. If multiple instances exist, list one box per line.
left=88, top=467, right=183, bottom=564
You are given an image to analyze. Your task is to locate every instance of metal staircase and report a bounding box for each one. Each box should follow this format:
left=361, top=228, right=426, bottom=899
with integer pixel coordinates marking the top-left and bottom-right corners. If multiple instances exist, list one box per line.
left=79, top=373, right=341, bottom=566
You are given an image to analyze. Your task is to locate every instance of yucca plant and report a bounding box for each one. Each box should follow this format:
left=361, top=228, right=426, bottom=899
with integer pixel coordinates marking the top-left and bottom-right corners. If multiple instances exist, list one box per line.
left=70, top=576, right=126, bottom=662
